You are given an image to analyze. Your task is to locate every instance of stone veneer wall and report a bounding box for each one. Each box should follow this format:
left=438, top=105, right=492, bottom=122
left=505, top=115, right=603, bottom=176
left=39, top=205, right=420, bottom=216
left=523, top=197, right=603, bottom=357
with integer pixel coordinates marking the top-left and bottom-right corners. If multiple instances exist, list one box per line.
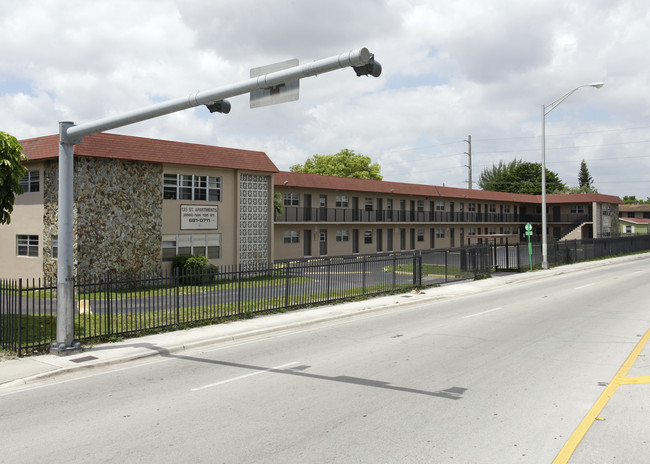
left=43, top=157, right=162, bottom=280
left=239, top=173, right=270, bottom=268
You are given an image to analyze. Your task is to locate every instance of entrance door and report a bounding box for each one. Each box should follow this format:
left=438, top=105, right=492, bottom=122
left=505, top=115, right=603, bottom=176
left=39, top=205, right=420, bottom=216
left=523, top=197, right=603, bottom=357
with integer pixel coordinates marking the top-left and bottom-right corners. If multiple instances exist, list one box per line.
left=303, top=229, right=311, bottom=256
left=304, top=194, right=312, bottom=221
left=319, top=230, right=327, bottom=256
left=352, top=197, right=359, bottom=221
left=319, top=195, right=328, bottom=221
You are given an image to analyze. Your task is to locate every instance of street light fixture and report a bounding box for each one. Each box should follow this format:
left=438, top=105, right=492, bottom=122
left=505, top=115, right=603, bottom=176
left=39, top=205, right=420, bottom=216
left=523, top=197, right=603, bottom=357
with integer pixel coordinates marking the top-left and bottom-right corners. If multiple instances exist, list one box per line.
left=541, top=82, right=604, bottom=269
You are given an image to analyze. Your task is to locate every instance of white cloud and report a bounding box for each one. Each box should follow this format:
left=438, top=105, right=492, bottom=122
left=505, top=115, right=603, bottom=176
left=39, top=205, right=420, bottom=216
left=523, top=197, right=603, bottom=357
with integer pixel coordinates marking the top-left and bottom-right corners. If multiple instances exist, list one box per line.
left=2, top=0, right=650, bottom=198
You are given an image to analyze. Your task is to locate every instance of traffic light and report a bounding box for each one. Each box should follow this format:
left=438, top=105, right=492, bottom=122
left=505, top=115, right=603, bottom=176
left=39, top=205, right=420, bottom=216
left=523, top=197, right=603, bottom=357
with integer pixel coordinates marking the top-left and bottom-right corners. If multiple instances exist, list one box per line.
left=205, top=100, right=231, bottom=114
left=353, top=54, right=382, bottom=78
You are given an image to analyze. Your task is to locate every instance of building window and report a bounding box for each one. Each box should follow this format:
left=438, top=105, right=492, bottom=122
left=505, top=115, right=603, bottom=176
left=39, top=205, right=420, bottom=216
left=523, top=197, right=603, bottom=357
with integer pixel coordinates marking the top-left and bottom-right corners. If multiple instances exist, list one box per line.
left=417, top=200, right=424, bottom=212
left=435, top=201, right=445, bottom=211
left=52, top=235, right=58, bottom=259
left=19, top=170, right=40, bottom=193
left=504, top=205, right=511, bottom=213
left=468, top=228, right=476, bottom=236
left=468, top=203, right=476, bottom=212
left=163, top=174, right=221, bottom=201
left=364, top=230, right=373, bottom=244
left=489, top=204, right=496, bottom=213
left=162, top=234, right=221, bottom=261
left=283, top=193, right=300, bottom=206
left=283, top=230, right=299, bottom=244
left=435, top=228, right=445, bottom=238
left=626, top=225, right=632, bottom=233
left=571, top=205, right=585, bottom=214
left=365, top=198, right=373, bottom=211
left=336, top=229, right=349, bottom=242
left=335, top=195, right=348, bottom=208
left=627, top=212, right=635, bottom=218
left=17, top=235, right=39, bottom=257
left=602, top=205, right=611, bottom=216
left=489, top=228, right=496, bottom=235
left=417, top=229, right=424, bottom=242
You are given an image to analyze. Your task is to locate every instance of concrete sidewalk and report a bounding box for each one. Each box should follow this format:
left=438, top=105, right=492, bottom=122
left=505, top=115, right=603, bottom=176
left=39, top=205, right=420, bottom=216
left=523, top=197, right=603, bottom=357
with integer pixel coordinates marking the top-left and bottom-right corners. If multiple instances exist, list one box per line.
left=2, top=253, right=648, bottom=392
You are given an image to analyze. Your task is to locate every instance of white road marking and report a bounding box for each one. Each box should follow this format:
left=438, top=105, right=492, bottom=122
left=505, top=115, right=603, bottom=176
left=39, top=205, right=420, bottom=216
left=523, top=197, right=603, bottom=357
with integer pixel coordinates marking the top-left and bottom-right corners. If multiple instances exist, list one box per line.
left=574, top=283, right=595, bottom=290
left=191, top=361, right=300, bottom=392
left=463, top=307, right=502, bottom=319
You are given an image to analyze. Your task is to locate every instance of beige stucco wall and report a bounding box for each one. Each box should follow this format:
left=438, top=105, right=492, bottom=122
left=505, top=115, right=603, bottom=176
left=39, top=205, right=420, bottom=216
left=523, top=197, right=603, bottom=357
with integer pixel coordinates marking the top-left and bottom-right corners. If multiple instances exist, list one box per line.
left=0, top=161, right=45, bottom=279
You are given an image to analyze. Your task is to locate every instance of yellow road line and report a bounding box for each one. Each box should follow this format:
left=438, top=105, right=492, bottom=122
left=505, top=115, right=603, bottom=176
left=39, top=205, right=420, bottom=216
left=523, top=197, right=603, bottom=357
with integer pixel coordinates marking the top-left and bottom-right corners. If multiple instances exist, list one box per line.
left=618, top=375, right=650, bottom=385
left=552, top=329, right=650, bottom=464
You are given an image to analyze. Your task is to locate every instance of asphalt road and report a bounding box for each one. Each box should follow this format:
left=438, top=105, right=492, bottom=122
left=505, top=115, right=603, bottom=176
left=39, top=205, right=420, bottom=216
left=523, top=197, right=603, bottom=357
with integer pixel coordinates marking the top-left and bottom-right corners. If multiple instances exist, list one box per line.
left=1, top=258, right=648, bottom=463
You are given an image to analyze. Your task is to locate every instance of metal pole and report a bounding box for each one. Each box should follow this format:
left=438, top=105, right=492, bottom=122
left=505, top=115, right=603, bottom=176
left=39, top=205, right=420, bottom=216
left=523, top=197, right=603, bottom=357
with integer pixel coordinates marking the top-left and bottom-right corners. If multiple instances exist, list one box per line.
left=50, top=47, right=378, bottom=353
left=540, top=82, right=603, bottom=271
left=541, top=105, right=548, bottom=269
left=52, top=123, right=81, bottom=354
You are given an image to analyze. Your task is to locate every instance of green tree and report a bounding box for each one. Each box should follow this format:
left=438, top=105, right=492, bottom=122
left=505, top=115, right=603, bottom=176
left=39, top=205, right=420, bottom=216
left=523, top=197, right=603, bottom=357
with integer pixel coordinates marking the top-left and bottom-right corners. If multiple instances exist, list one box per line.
left=578, top=159, right=593, bottom=189
left=623, top=195, right=650, bottom=204
left=0, top=131, right=28, bottom=224
left=487, top=161, right=566, bottom=195
left=290, top=149, right=382, bottom=180
left=478, top=158, right=523, bottom=191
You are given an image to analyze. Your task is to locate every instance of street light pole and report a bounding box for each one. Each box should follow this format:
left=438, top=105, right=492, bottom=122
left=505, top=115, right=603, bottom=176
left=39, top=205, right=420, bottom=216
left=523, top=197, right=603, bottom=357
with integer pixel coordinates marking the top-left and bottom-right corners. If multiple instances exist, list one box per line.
left=541, top=82, right=604, bottom=269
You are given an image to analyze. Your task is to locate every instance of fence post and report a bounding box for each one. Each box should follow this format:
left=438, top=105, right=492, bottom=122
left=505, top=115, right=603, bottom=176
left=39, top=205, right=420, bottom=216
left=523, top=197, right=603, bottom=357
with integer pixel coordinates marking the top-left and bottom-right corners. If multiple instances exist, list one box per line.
left=238, top=264, right=243, bottom=315
left=174, top=269, right=180, bottom=325
left=362, top=256, right=367, bottom=294
left=105, top=270, right=112, bottom=336
left=445, top=250, right=449, bottom=283
left=17, top=279, right=23, bottom=357
left=284, top=261, right=291, bottom=308
left=326, top=258, right=331, bottom=302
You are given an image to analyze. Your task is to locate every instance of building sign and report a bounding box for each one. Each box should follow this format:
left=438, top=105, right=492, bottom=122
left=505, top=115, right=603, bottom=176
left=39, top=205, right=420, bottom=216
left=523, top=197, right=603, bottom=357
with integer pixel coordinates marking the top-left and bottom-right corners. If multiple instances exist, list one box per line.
left=181, top=205, right=218, bottom=230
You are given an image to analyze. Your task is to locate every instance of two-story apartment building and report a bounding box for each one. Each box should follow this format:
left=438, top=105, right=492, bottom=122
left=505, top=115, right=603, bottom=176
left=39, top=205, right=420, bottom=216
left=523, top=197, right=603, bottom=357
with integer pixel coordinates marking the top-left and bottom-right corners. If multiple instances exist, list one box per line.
left=273, top=172, right=621, bottom=261
left=1, top=134, right=621, bottom=279
left=1, top=133, right=278, bottom=280
left=618, top=204, right=650, bottom=235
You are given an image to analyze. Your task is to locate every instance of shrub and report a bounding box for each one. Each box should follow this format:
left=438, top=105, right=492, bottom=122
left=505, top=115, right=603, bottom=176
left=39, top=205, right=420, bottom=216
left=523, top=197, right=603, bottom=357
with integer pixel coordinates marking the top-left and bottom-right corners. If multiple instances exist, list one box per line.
left=172, top=254, right=216, bottom=285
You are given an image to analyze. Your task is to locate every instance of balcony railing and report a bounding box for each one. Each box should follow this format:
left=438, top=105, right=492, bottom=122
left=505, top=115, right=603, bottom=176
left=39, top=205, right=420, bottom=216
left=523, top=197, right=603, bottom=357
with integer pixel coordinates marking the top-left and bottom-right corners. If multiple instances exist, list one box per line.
left=275, top=207, right=593, bottom=225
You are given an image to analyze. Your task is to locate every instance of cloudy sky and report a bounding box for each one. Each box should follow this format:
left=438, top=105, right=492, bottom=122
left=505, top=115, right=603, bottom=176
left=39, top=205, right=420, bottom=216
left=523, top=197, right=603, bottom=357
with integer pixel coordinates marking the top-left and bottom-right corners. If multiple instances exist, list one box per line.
left=2, top=0, right=650, bottom=199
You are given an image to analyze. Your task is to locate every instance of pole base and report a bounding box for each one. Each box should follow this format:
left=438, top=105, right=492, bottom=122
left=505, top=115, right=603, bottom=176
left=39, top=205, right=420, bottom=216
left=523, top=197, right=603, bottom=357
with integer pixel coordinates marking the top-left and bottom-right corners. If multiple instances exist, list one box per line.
left=49, top=341, right=82, bottom=356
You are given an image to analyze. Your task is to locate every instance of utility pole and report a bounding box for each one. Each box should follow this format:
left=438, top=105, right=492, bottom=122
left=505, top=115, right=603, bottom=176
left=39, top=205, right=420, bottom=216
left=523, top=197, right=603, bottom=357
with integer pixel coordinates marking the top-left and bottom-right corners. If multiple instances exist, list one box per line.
left=464, top=135, right=472, bottom=189
left=51, top=47, right=381, bottom=355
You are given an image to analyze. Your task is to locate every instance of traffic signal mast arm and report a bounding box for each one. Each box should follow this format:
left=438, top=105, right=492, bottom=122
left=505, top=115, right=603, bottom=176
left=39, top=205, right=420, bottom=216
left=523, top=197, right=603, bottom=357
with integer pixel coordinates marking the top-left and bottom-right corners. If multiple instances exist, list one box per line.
left=63, top=47, right=379, bottom=142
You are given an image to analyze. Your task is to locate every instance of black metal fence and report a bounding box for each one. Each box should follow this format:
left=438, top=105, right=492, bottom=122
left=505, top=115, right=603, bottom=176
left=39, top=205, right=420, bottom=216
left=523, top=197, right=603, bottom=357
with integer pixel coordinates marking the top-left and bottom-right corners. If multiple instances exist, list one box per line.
left=1, top=246, right=491, bottom=356
left=4, top=235, right=647, bottom=356
left=490, top=235, right=650, bottom=271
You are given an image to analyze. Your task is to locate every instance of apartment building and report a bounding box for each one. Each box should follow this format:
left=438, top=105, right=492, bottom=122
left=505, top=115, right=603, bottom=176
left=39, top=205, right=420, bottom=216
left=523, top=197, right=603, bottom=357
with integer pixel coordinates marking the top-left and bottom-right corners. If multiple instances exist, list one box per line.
left=273, top=172, right=621, bottom=261
left=1, top=133, right=278, bottom=280
left=618, top=204, right=650, bottom=235
left=2, top=134, right=621, bottom=279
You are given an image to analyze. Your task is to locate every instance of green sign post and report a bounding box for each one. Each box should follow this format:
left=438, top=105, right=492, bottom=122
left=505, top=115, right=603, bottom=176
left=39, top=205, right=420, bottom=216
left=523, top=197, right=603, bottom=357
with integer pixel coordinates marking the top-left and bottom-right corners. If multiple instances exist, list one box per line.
left=525, top=223, right=533, bottom=270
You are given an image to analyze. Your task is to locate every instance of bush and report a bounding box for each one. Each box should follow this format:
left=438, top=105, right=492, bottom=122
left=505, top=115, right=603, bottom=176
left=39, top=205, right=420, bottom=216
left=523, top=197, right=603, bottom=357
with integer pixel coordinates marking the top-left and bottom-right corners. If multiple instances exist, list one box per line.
left=172, top=254, right=216, bottom=285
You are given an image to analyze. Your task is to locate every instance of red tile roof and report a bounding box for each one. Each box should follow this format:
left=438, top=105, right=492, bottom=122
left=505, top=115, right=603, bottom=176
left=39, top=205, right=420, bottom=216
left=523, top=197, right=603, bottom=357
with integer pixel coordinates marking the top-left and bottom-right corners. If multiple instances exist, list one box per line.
left=619, top=217, right=650, bottom=224
left=19, top=133, right=279, bottom=173
left=274, top=171, right=622, bottom=205
left=619, top=204, right=650, bottom=212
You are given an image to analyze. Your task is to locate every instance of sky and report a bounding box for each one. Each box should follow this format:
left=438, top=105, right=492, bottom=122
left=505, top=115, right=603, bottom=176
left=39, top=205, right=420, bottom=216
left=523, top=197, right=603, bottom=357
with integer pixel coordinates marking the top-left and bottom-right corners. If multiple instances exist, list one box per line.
left=2, top=0, right=650, bottom=200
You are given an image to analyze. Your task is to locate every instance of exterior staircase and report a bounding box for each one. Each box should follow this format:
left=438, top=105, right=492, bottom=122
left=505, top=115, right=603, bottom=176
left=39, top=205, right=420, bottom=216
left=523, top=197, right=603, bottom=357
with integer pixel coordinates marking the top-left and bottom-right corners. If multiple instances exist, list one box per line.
left=559, top=222, right=590, bottom=242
